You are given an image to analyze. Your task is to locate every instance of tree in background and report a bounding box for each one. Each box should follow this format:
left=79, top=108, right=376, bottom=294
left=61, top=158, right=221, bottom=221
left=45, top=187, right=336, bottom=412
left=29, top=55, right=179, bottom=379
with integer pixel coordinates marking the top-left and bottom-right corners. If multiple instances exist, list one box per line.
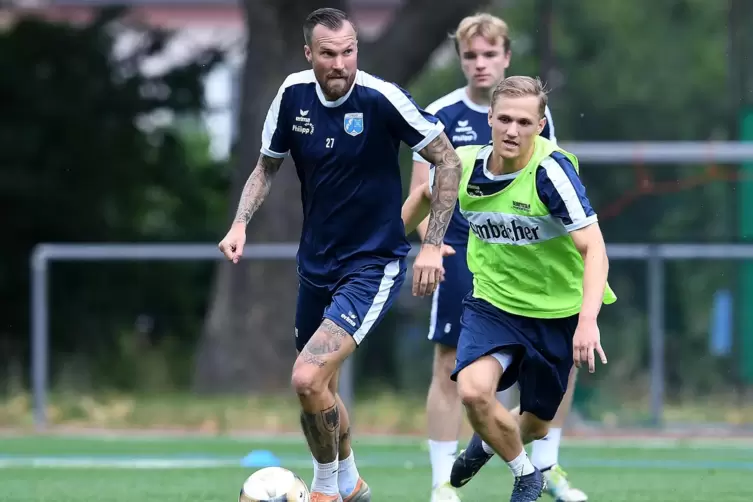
left=4, top=0, right=734, bottom=409
left=0, top=8, right=226, bottom=391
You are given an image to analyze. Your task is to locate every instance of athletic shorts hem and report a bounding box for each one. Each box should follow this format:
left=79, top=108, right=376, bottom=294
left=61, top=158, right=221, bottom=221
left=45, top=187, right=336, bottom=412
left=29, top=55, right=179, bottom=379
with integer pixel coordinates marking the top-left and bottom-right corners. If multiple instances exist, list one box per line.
left=321, top=312, right=361, bottom=345
left=519, top=401, right=559, bottom=422
left=450, top=342, right=523, bottom=390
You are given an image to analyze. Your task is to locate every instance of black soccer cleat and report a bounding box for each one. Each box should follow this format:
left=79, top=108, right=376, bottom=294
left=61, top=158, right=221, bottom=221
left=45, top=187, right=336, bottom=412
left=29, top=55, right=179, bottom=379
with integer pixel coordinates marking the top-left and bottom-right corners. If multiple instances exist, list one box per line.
left=449, top=432, right=494, bottom=488
left=510, top=468, right=545, bottom=502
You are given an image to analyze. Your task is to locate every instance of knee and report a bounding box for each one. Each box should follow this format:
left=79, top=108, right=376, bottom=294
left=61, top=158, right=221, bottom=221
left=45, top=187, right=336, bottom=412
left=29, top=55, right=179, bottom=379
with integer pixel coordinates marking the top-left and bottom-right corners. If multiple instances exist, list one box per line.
left=431, top=347, right=457, bottom=387
left=457, top=376, right=495, bottom=411
left=291, top=360, right=328, bottom=398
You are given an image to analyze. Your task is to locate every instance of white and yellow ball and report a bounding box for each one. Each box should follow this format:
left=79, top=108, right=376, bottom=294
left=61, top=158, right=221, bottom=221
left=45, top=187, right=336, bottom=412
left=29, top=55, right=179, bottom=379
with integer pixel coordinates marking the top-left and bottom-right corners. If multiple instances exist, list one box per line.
left=239, top=467, right=310, bottom=502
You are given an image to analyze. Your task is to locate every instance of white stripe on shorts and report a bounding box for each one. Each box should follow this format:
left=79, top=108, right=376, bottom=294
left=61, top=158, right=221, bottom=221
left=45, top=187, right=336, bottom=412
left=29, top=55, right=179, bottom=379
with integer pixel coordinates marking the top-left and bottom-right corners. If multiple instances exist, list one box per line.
left=427, top=284, right=441, bottom=340
left=352, top=260, right=401, bottom=345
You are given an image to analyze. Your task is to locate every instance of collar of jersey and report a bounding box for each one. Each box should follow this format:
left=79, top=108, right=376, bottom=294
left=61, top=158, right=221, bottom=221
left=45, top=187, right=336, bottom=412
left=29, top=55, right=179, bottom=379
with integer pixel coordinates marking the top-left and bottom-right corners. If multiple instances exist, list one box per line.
left=478, top=144, right=520, bottom=181
left=315, top=70, right=359, bottom=108
left=461, top=87, right=490, bottom=113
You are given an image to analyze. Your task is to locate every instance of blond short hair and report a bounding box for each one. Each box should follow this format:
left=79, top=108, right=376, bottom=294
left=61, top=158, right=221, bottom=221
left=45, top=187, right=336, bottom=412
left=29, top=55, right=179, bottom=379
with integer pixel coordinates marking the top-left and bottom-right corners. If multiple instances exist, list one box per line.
left=450, top=13, right=511, bottom=53
left=491, top=76, right=548, bottom=118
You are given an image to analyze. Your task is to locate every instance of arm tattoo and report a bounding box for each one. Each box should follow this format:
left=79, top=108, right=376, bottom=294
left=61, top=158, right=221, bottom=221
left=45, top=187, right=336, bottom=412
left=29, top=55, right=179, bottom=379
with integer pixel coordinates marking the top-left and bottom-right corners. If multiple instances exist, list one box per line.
left=233, top=154, right=283, bottom=225
left=417, top=134, right=462, bottom=246
left=300, top=404, right=339, bottom=463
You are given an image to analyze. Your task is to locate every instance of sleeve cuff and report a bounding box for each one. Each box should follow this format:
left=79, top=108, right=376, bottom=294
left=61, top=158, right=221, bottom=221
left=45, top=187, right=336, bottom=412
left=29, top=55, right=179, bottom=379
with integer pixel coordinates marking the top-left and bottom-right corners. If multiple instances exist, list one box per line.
left=260, top=146, right=288, bottom=158
left=565, top=214, right=598, bottom=232
left=410, top=121, right=445, bottom=153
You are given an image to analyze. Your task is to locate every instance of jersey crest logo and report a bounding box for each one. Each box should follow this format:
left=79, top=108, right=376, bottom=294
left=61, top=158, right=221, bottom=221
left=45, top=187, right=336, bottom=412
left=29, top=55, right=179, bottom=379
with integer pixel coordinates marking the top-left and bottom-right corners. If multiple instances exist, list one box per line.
left=344, top=112, right=364, bottom=136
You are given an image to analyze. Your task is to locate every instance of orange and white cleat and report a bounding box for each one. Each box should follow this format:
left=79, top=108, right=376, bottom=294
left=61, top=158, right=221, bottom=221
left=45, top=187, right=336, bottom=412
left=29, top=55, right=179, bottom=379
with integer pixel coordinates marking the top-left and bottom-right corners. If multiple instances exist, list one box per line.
left=310, top=492, right=343, bottom=502
left=342, top=478, right=371, bottom=502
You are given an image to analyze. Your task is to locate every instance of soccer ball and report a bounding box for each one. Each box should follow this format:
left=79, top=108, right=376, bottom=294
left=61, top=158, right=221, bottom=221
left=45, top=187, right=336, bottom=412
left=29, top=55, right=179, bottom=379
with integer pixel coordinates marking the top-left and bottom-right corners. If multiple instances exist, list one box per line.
left=239, top=467, right=311, bottom=502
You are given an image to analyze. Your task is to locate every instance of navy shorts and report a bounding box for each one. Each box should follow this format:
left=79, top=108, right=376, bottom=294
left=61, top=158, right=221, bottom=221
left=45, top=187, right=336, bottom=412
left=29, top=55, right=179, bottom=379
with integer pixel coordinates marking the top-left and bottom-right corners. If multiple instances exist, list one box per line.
left=451, top=295, right=577, bottom=421
left=294, top=259, right=406, bottom=352
left=427, top=246, right=473, bottom=348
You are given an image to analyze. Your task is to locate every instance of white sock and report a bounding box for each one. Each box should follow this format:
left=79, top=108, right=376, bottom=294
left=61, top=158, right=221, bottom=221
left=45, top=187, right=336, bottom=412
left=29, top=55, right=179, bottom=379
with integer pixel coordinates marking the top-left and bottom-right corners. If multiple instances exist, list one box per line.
left=311, top=456, right=339, bottom=495
left=506, top=448, right=535, bottom=477
left=338, top=449, right=360, bottom=497
left=531, top=428, right=562, bottom=470
left=428, top=440, right=458, bottom=488
left=481, top=440, right=495, bottom=455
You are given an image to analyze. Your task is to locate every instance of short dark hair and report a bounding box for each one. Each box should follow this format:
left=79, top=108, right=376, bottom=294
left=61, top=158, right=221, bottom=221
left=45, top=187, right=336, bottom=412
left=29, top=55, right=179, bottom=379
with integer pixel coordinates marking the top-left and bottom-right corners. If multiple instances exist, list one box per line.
left=303, top=8, right=354, bottom=45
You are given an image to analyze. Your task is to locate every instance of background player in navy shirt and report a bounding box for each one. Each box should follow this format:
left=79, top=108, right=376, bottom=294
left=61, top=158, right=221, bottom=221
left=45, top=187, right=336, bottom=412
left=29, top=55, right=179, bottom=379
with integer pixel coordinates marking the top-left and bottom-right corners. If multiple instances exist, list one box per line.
left=218, top=8, right=462, bottom=502
left=408, top=14, right=586, bottom=502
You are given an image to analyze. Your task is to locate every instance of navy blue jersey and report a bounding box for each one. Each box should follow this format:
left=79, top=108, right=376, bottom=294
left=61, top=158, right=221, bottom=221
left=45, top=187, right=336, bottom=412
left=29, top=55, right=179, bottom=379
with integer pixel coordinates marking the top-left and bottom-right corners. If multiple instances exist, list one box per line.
left=261, top=69, right=444, bottom=284
left=465, top=146, right=596, bottom=230
left=415, top=87, right=557, bottom=245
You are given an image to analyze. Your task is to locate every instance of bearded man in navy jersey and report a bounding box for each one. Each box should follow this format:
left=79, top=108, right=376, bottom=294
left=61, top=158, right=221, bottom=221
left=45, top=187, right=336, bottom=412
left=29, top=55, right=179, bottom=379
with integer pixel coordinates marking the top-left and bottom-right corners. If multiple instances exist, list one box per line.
left=218, top=7, right=461, bottom=502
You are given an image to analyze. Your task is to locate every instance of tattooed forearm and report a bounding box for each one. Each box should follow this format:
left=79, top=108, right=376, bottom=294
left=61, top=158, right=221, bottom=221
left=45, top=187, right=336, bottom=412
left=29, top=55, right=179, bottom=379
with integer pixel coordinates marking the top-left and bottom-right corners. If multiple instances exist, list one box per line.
left=300, top=351, right=326, bottom=368
left=233, top=154, right=284, bottom=225
left=417, top=133, right=462, bottom=246
left=300, top=404, right=340, bottom=463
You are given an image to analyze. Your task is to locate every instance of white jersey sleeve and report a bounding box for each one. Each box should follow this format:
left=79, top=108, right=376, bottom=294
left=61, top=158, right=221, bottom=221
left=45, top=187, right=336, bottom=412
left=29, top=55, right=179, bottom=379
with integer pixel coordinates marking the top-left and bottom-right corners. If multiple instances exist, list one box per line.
left=260, top=70, right=316, bottom=158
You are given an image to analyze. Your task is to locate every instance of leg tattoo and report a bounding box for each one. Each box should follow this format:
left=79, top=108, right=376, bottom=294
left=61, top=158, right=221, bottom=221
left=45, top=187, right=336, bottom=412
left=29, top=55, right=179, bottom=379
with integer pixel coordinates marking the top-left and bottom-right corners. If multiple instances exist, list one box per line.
left=340, top=425, right=351, bottom=446
left=295, top=320, right=351, bottom=462
left=300, top=319, right=349, bottom=367
left=300, top=403, right=340, bottom=463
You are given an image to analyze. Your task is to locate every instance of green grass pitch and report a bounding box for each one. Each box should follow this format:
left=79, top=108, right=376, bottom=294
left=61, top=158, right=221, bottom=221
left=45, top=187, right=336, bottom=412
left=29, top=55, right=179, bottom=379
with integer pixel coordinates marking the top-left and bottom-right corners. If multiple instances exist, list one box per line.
left=1, top=434, right=752, bottom=501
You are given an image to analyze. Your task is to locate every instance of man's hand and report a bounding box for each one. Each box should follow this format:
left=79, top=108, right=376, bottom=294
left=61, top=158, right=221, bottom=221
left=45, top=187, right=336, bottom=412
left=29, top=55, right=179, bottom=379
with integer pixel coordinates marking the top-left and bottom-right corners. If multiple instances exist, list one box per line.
left=218, top=153, right=283, bottom=264
left=413, top=243, right=444, bottom=296
left=572, top=317, right=607, bottom=373
left=218, top=222, right=247, bottom=264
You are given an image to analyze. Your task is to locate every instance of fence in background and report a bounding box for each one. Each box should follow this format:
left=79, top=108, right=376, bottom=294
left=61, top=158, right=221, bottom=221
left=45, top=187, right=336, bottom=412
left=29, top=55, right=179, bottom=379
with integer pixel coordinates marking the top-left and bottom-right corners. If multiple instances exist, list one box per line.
left=28, top=141, right=753, bottom=430
left=29, top=240, right=753, bottom=430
